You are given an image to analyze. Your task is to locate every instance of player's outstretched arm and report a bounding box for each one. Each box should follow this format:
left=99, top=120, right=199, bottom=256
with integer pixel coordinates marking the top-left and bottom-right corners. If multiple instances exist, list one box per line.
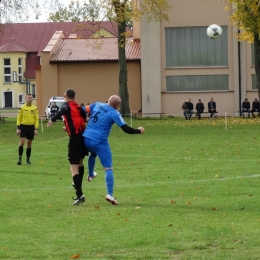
left=138, top=127, right=145, bottom=134
left=121, top=124, right=145, bottom=134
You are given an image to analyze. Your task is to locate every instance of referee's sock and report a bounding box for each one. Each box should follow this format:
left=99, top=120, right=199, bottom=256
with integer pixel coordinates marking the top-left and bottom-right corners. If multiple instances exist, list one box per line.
left=26, top=148, right=31, bottom=162
left=18, top=146, right=23, bottom=159
left=79, top=166, right=84, bottom=183
left=73, top=174, right=83, bottom=198
left=105, top=169, right=114, bottom=196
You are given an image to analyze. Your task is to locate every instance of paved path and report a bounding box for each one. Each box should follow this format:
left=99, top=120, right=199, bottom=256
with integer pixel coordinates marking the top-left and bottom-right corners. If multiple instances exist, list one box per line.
left=0, top=113, right=17, bottom=117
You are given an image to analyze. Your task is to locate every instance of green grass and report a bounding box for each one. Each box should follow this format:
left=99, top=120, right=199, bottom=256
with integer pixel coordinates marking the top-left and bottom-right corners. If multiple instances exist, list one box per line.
left=1, top=117, right=260, bottom=259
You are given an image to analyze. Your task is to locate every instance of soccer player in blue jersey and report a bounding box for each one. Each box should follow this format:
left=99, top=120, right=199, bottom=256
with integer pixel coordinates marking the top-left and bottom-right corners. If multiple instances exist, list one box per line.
left=82, top=95, right=145, bottom=205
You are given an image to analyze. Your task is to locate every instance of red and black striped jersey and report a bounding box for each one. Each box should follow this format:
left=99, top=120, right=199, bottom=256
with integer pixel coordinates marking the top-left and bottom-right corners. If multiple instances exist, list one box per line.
left=51, top=101, right=86, bottom=136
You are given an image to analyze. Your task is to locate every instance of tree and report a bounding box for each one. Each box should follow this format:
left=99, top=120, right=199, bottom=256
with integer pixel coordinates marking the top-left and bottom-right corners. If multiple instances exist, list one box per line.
left=0, top=0, right=41, bottom=23
left=49, top=0, right=172, bottom=115
left=48, top=0, right=100, bottom=22
left=226, top=0, right=260, bottom=99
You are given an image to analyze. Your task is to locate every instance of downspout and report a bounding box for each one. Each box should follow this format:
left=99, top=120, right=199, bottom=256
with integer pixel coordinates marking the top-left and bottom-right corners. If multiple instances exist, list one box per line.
left=238, top=29, right=242, bottom=116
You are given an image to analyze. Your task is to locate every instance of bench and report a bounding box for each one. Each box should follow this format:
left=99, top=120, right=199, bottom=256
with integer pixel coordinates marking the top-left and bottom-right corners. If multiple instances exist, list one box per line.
left=132, top=112, right=165, bottom=119
left=188, top=112, right=218, bottom=119
left=0, top=116, right=7, bottom=123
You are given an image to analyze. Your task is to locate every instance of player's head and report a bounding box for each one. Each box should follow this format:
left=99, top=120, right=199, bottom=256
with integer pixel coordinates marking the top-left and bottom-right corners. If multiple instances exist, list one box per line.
left=108, top=95, right=121, bottom=109
left=64, top=89, right=75, bottom=101
left=52, top=102, right=56, bottom=106
left=26, top=94, right=33, bottom=105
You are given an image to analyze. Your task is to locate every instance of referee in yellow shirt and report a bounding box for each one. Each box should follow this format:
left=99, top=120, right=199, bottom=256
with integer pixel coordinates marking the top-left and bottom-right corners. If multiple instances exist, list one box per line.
left=16, top=94, right=39, bottom=165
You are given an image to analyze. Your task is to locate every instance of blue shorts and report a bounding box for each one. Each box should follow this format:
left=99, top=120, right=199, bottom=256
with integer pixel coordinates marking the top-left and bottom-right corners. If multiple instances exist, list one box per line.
left=84, top=138, right=112, bottom=168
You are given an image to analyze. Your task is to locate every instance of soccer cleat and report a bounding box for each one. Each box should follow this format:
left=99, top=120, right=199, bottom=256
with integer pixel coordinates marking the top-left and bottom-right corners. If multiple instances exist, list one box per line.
left=17, top=161, right=22, bottom=165
left=72, top=195, right=85, bottom=205
left=105, top=194, right=118, bottom=205
left=26, top=161, right=31, bottom=165
left=87, top=172, right=97, bottom=182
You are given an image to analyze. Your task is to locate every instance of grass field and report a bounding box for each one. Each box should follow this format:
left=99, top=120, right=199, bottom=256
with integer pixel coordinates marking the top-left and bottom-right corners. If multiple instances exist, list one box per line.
left=1, top=116, right=260, bottom=259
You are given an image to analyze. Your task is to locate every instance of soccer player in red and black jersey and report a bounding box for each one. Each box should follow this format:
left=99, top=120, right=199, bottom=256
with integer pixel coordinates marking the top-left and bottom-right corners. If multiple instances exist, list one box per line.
left=47, top=89, right=88, bottom=205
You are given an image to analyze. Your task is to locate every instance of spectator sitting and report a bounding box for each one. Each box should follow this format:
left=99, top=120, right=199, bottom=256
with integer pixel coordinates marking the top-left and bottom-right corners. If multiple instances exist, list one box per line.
left=208, top=97, right=217, bottom=118
left=242, top=98, right=250, bottom=118
left=183, top=98, right=193, bottom=120
left=195, top=99, right=204, bottom=119
left=182, top=101, right=189, bottom=120
left=251, top=98, right=260, bottom=118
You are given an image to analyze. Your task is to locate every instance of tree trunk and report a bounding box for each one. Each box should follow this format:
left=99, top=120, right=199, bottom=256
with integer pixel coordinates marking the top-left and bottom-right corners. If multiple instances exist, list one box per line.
left=254, top=33, right=260, bottom=100
left=115, top=2, right=130, bottom=115
left=118, top=20, right=130, bottom=115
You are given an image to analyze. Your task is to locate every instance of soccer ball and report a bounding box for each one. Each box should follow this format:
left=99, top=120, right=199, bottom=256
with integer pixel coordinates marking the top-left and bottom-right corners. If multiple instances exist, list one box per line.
left=206, top=24, right=222, bottom=39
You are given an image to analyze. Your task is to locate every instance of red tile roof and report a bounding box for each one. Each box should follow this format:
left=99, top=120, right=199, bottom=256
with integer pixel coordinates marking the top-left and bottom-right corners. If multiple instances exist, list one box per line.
left=49, top=37, right=140, bottom=62
left=0, top=42, right=28, bottom=52
left=0, top=22, right=134, bottom=78
left=0, top=21, right=122, bottom=52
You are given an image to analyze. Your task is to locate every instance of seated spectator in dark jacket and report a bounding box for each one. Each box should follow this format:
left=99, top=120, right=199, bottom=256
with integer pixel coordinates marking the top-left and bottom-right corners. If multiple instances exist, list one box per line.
left=251, top=98, right=260, bottom=118
left=183, top=98, right=193, bottom=120
left=196, top=99, right=204, bottom=119
left=242, top=98, right=250, bottom=118
left=208, top=97, right=217, bottom=118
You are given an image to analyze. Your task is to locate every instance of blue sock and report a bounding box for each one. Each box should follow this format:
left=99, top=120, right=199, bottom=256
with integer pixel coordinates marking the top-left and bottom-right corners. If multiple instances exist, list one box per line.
left=105, top=169, right=114, bottom=196
left=88, top=154, right=96, bottom=177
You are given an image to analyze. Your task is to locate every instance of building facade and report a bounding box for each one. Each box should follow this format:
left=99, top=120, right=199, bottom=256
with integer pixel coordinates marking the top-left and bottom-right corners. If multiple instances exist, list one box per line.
left=37, top=31, right=141, bottom=116
left=140, top=0, right=257, bottom=116
left=0, top=21, right=125, bottom=110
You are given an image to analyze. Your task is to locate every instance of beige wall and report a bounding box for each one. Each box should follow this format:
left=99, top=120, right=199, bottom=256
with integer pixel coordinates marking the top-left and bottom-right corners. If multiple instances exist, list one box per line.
left=141, top=0, right=257, bottom=116
left=39, top=58, right=141, bottom=116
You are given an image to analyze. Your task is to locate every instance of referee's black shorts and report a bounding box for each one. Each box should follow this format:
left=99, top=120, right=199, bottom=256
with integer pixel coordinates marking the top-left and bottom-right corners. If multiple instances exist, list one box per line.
left=68, top=134, right=88, bottom=164
left=20, top=125, right=35, bottom=140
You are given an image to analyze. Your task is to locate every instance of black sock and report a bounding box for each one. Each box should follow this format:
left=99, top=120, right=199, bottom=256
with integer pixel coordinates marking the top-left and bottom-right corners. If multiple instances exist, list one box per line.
left=26, top=148, right=31, bottom=161
left=79, top=166, right=84, bottom=182
left=18, top=146, right=23, bottom=160
left=73, top=174, right=83, bottom=198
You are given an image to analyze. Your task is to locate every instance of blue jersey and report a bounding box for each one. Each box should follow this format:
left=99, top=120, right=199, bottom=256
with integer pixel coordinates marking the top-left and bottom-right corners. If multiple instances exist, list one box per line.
left=82, top=102, right=126, bottom=141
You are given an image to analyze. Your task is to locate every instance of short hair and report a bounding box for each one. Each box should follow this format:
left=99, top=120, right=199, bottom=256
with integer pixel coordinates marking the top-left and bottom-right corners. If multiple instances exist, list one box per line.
left=66, top=89, right=75, bottom=99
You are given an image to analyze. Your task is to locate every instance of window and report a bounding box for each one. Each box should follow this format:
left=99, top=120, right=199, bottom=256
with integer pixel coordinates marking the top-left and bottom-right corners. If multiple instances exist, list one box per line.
left=18, top=58, right=23, bottom=82
left=252, top=74, right=257, bottom=90
left=165, top=26, right=228, bottom=67
left=31, top=84, right=36, bottom=98
left=166, top=75, right=229, bottom=91
left=4, top=58, right=11, bottom=83
left=18, top=94, right=25, bottom=104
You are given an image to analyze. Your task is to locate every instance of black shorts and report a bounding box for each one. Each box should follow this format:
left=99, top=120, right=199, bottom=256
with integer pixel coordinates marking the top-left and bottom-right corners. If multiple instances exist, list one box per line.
left=68, top=134, right=88, bottom=164
left=20, top=125, right=35, bottom=140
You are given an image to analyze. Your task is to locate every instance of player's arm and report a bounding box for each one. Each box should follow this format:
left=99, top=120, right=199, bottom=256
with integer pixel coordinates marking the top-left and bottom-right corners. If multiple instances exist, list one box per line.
left=80, top=107, right=87, bottom=120
left=121, top=124, right=144, bottom=134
